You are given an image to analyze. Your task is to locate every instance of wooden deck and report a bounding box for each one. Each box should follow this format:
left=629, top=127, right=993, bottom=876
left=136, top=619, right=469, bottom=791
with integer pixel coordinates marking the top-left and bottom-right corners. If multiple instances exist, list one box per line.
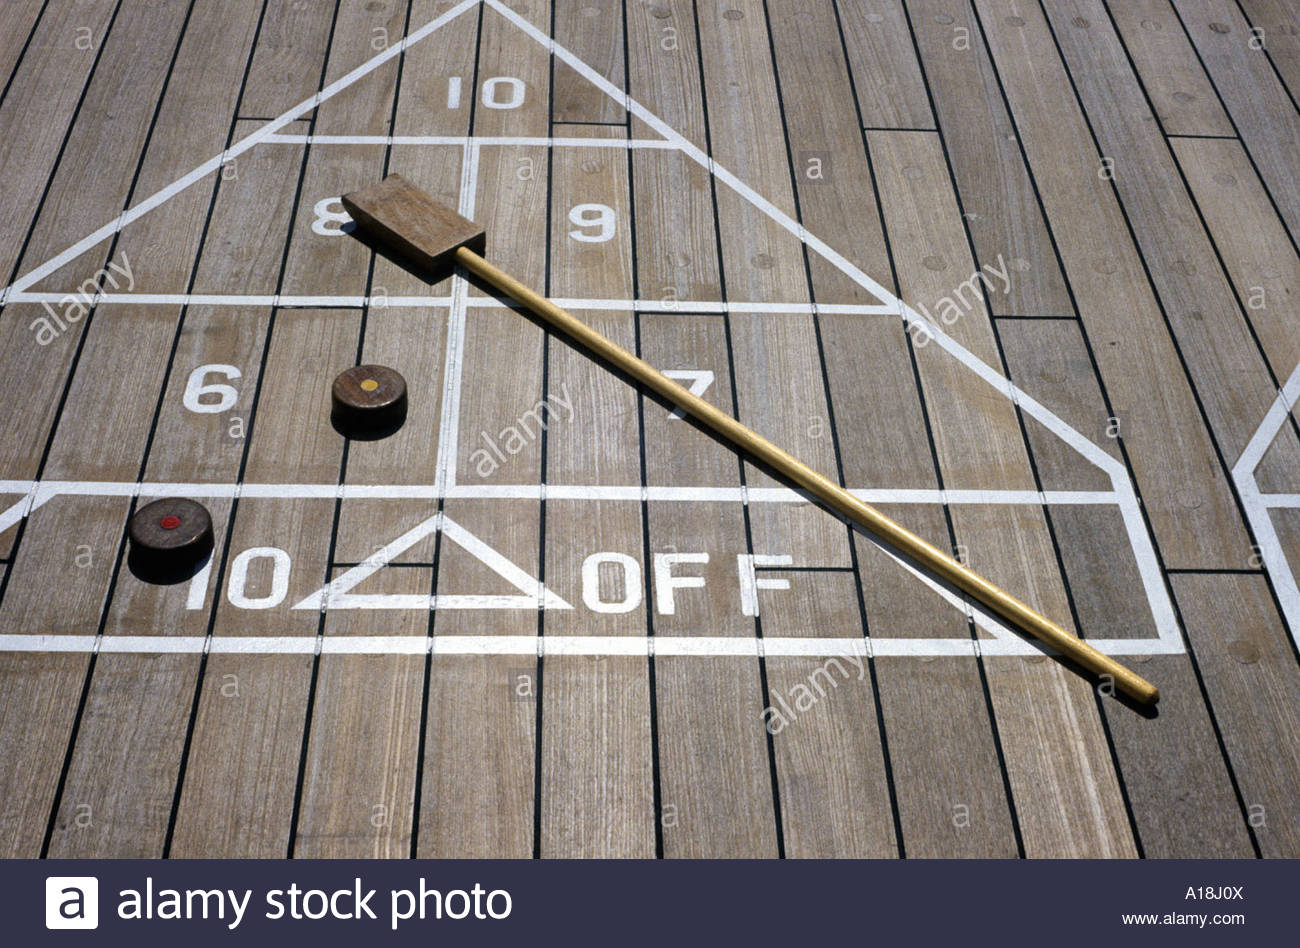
left=0, top=0, right=1297, bottom=858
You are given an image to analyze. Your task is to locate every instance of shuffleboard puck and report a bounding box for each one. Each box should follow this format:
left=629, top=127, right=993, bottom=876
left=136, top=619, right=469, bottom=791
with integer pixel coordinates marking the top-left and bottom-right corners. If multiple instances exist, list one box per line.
left=331, top=364, right=408, bottom=438
left=128, top=497, right=214, bottom=584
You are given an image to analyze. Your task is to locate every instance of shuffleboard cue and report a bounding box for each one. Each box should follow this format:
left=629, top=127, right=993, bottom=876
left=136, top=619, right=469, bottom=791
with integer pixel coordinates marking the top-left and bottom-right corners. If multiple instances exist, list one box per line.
left=343, top=174, right=1160, bottom=706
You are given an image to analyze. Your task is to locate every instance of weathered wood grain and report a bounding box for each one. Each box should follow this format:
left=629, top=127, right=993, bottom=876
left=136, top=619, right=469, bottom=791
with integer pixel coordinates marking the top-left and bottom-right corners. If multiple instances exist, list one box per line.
left=907, top=0, right=1073, bottom=317
left=1238, top=0, right=1300, bottom=107
left=1105, top=0, right=1235, bottom=138
left=972, top=0, right=1249, bottom=569
left=999, top=316, right=1255, bottom=857
left=1171, top=573, right=1300, bottom=856
left=0, top=0, right=118, bottom=283
left=1174, top=0, right=1300, bottom=243
left=838, top=0, right=933, bottom=129
left=872, top=127, right=1133, bottom=856
left=553, top=0, right=625, bottom=124
left=1046, top=0, right=1284, bottom=474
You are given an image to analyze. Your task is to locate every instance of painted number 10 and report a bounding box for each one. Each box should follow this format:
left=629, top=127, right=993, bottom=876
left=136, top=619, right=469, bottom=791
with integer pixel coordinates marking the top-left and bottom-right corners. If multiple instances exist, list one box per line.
left=446, top=75, right=526, bottom=110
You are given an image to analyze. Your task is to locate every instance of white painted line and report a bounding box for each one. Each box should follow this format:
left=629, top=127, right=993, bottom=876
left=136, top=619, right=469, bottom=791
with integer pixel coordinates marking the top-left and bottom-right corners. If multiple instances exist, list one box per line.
left=1234, top=367, right=1300, bottom=477
left=433, top=140, right=477, bottom=495
left=1262, top=494, right=1300, bottom=507
left=263, top=133, right=677, bottom=149
left=0, top=479, right=1120, bottom=508
left=1234, top=362, right=1300, bottom=646
left=5, top=290, right=898, bottom=315
left=1234, top=366, right=1300, bottom=636
left=0, top=633, right=1182, bottom=658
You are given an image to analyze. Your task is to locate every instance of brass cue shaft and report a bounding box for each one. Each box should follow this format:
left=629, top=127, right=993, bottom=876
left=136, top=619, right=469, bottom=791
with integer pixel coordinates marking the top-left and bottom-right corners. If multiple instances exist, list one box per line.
left=455, top=245, right=1159, bottom=705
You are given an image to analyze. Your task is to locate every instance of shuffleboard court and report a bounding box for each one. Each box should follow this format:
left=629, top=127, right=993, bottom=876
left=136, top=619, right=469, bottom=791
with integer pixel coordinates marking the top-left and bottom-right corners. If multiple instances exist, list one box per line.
left=0, top=0, right=1297, bottom=858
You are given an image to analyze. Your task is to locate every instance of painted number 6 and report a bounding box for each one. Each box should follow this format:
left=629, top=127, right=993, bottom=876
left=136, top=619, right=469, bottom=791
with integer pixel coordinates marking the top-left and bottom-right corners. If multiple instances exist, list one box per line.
left=183, top=364, right=242, bottom=413
left=568, top=203, right=616, bottom=243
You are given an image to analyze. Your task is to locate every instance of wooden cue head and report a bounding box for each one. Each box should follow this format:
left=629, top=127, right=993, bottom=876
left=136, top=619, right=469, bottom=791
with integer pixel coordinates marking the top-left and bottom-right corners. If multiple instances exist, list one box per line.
left=341, top=173, right=486, bottom=277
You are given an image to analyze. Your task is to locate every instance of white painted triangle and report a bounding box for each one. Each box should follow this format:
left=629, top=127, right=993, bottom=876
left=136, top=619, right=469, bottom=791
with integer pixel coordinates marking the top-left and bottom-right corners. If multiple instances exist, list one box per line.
left=0, top=0, right=1179, bottom=646
left=292, top=511, right=571, bottom=611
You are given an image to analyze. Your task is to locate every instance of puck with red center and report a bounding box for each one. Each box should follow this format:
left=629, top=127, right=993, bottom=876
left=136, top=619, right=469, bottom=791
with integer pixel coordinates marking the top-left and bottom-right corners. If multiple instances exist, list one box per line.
left=331, top=364, right=407, bottom=438
left=128, top=497, right=214, bottom=583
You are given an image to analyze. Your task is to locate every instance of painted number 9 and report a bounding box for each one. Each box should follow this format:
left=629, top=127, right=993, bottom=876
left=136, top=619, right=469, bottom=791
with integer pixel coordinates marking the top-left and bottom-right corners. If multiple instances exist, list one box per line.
left=568, top=203, right=616, bottom=243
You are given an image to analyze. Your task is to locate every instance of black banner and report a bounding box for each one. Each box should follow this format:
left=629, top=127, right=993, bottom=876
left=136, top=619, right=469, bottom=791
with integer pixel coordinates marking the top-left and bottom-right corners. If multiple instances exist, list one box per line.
left=14, top=859, right=1289, bottom=945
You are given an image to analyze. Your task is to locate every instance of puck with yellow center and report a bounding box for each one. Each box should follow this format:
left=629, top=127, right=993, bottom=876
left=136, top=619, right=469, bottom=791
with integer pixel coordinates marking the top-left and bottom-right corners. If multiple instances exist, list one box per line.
left=128, top=497, right=215, bottom=583
left=331, top=364, right=407, bottom=438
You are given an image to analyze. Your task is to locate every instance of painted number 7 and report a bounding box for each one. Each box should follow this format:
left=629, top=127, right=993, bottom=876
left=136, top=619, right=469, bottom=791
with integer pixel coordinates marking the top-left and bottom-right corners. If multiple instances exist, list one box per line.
left=662, top=369, right=714, bottom=419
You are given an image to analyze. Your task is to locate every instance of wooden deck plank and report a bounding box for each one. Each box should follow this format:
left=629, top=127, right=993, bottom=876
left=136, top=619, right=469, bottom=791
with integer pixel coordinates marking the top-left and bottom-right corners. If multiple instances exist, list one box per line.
left=281, top=144, right=390, bottom=298
left=1171, top=573, right=1300, bottom=856
left=334, top=303, right=448, bottom=563
left=1174, top=0, right=1300, bottom=242
left=1170, top=134, right=1300, bottom=385
left=868, top=130, right=1039, bottom=492
left=392, top=0, right=480, bottom=136
left=1104, top=0, right=1235, bottom=138
left=466, top=144, right=550, bottom=298
left=731, top=312, right=850, bottom=568
left=0, top=0, right=191, bottom=502
left=294, top=569, right=430, bottom=858
left=692, top=8, right=845, bottom=565
left=988, top=319, right=1117, bottom=492
left=0, top=500, right=117, bottom=856
left=972, top=0, right=1249, bottom=569
left=553, top=0, right=625, bottom=124
left=239, top=0, right=335, bottom=119
left=0, top=0, right=43, bottom=105
left=761, top=571, right=897, bottom=857
left=0, top=0, right=118, bottom=283
left=625, top=0, right=722, bottom=302
left=1171, top=136, right=1300, bottom=489
left=837, top=0, right=933, bottom=130
left=694, top=0, right=807, bottom=304
left=872, top=127, right=1133, bottom=857
left=417, top=498, right=539, bottom=857
left=472, top=0, right=552, bottom=139
left=192, top=119, right=312, bottom=295
left=334, top=142, right=459, bottom=559
left=541, top=140, right=654, bottom=854
left=906, top=0, right=1074, bottom=317
left=21, top=0, right=198, bottom=291
left=80, top=0, right=261, bottom=292
left=169, top=309, right=359, bottom=856
left=540, top=492, right=652, bottom=858
left=1238, top=0, right=1300, bottom=106
left=767, top=0, right=892, bottom=303
left=0, top=286, right=179, bottom=857
left=549, top=125, right=635, bottom=300
left=1045, top=0, right=1286, bottom=473
left=821, top=308, right=1018, bottom=855
left=0, top=65, right=304, bottom=853
left=998, top=316, right=1255, bottom=857
left=45, top=500, right=234, bottom=858
left=415, top=10, right=552, bottom=851
left=640, top=315, right=777, bottom=858
left=314, top=0, right=408, bottom=136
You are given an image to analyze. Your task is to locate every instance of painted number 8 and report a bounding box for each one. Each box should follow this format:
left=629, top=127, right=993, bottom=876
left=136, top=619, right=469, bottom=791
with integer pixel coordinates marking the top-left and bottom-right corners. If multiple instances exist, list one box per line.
left=312, top=197, right=353, bottom=236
